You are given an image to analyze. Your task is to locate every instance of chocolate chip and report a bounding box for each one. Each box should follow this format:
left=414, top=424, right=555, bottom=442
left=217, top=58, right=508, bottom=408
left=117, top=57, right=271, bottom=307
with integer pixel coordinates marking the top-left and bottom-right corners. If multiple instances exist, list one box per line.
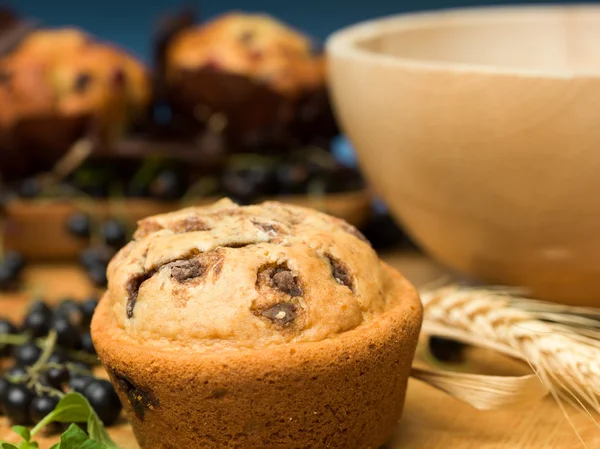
left=126, top=271, right=155, bottom=318
left=73, top=72, right=92, bottom=93
left=271, top=269, right=303, bottom=297
left=326, top=254, right=353, bottom=291
left=112, top=371, right=159, bottom=421
left=168, top=259, right=204, bottom=282
left=256, top=263, right=303, bottom=297
left=260, top=302, right=297, bottom=326
left=172, top=216, right=211, bottom=233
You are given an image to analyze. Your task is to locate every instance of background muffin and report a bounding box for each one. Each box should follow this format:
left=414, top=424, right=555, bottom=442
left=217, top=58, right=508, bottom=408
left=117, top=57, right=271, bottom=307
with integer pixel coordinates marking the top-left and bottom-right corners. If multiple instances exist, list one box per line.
left=0, top=27, right=150, bottom=180
left=160, top=11, right=336, bottom=153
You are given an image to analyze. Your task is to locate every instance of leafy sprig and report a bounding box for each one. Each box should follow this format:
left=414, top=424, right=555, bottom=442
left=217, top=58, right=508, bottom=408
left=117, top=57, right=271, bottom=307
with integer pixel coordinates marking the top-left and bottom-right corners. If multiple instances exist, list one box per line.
left=1, top=392, right=119, bottom=449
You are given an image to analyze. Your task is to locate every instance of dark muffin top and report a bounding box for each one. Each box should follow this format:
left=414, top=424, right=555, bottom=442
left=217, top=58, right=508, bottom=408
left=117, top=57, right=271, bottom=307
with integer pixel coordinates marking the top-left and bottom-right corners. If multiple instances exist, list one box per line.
left=166, top=13, right=324, bottom=97
left=106, top=199, right=391, bottom=351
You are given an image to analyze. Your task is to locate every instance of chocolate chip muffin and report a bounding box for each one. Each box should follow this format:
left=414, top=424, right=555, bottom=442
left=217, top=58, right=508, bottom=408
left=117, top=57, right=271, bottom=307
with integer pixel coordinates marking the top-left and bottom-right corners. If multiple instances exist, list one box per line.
left=0, top=27, right=149, bottom=133
left=92, top=199, right=422, bottom=448
left=166, top=13, right=324, bottom=97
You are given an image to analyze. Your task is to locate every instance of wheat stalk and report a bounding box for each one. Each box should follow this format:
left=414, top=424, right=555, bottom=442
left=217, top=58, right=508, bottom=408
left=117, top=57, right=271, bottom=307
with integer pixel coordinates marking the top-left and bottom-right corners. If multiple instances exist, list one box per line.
left=414, top=285, right=600, bottom=446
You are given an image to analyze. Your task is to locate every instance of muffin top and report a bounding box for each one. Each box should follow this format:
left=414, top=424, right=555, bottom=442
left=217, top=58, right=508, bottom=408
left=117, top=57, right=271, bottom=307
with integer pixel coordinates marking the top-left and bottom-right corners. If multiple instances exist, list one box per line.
left=166, top=13, right=325, bottom=96
left=106, top=199, right=391, bottom=352
left=0, top=28, right=149, bottom=129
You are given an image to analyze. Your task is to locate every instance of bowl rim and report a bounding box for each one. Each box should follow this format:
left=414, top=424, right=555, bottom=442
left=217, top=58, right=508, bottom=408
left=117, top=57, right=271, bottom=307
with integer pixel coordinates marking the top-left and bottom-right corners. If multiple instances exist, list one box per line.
left=326, top=4, right=600, bottom=79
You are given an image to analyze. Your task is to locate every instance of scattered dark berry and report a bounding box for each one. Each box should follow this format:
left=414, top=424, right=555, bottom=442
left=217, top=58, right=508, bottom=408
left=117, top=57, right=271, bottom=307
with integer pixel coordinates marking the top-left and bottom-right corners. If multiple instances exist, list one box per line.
left=3, top=250, right=25, bottom=274
left=51, top=316, right=81, bottom=350
left=80, top=332, right=96, bottom=356
left=149, top=169, right=186, bottom=201
left=83, top=379, right=122, bottom=426
left=79, top=297, right=98, bottom=326
left=18, top=178, right=41, bottom=199
left=54, top=299, right=83, bottom=327
left=46, top=366, right=70, bottom=389
left=29, top=394, right=59, bottom=423
left=69, top=375, right=94, bottom=394
left=87, top=263, right=108, bottom=288
left=0, top=318, right=17, bottom=357
left=100, top=219, right=127, bottom=248
left=27, top=299, right=53, bottom=319
left=362, top=212, right=408, bottom=250
left=79, top=246, right=113, bottom=271
left=3, top=383, right=34, bottom=424
left=66, top=213, right=91, bottom=239
left=22, top=309, right=52, bottom=338
left=12, top=343, right=42, bottom=367
left=428, top=337, right=467, bottom=363
left=0, top=264, right=18, bottom=290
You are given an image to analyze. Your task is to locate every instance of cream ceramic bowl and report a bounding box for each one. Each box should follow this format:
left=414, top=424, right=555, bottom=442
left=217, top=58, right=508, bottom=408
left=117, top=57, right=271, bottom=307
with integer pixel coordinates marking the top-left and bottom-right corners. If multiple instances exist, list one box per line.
left=327, top=6, right=600, bottom=306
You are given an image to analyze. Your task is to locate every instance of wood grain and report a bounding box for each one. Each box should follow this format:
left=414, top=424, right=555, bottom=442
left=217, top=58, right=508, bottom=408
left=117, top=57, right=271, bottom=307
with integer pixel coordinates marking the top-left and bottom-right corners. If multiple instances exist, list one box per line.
left=1, top=252, right=598, bottom=448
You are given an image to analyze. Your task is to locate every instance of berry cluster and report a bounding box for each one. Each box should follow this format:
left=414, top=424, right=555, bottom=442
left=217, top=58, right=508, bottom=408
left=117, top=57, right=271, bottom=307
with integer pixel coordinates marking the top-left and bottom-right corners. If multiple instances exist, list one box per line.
left=0, top=297, right=122, bottom=429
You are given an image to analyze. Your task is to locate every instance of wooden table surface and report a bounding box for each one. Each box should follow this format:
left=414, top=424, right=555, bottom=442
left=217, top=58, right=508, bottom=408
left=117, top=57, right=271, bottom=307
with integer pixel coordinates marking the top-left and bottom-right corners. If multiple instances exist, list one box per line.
left=1, top=252, right=598, bottom=448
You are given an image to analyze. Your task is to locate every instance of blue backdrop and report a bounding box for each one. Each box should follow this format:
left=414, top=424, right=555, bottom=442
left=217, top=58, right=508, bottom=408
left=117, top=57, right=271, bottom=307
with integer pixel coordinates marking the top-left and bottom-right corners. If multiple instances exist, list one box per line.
left=8, top=0, right=580, bottom=62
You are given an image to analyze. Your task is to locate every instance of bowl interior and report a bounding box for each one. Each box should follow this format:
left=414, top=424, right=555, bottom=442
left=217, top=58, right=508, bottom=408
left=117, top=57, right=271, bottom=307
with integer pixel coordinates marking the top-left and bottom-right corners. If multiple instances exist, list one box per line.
left=344, top=6, right=600, bottom=74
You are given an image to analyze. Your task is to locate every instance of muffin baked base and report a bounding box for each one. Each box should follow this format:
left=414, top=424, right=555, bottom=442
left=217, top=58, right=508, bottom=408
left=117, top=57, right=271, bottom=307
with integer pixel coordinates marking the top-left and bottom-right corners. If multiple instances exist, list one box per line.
left=92, top=263, right=422, bottom=449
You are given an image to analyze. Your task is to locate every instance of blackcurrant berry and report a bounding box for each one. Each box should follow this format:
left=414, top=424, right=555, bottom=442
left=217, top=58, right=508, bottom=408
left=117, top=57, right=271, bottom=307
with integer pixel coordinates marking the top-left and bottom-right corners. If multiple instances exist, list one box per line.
left=66, top=213, right=91, bottom=239
left=80, top=297, right=98, bottom=326
left=22, top=310, right=52, bottom=338
left=51, top=317, right=81, bottom=349
left=83, top=379, right=122, bottom=426
left=0, top=264, right=17, bottom=290
left=80, top=332, right=96, bottom=355
left=46, top=366, right=70, bottom=389
left=0, top=318, right=17, bottom=357
left=12, top=343, right=42, bottom=367
left=69, top=360, right=91, bottom=372
left=69, top=375, right=94, bottom=394
left=54, top=299, right=83, bottom=327
left=87, top=263, right=108, bottom=288
left=18, top=178, right=41, bottom=199
left=4, top=384, right=34, bottom=424
left=100, top=219, right=127, bottom=248
left=3, top=250, right=25, bottom=274
left=29, top=394, right=58, bottom=423
left=27, top=299, right=53, bottom=319
left=79, top=246, right=113, bottom=271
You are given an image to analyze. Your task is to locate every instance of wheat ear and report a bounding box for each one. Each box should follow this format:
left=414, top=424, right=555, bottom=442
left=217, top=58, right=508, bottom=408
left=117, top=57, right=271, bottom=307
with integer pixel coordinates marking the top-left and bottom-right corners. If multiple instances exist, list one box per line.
left=417, top=286, right=600, bottom=429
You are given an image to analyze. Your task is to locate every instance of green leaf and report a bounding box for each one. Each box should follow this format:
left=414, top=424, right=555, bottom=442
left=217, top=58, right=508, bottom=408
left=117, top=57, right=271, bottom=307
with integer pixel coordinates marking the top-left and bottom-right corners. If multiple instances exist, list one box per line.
left=49, top=444, right=61, bottom=449
left=11, top=427, right=30, bottom=442
left=58, top=424, right=89, bottom=448
left=18, top=441, right=39, bottom=449
left=30, top=393, right=91, bottom=437
left=2, top=444, right=19, bottom=449
left=87, top=413, right=118, bottom=449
